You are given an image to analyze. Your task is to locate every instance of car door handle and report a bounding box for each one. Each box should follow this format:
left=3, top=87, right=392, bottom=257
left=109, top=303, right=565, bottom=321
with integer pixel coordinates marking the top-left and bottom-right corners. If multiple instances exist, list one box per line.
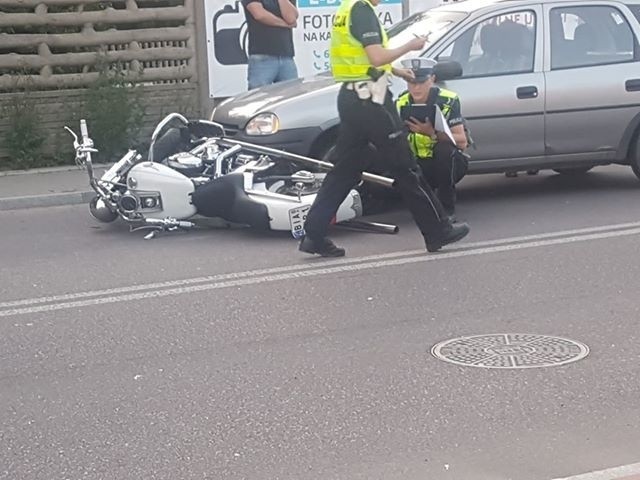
left=626, top=79, right=640, bottom=92
left=516, top=86, right=538, bottom=99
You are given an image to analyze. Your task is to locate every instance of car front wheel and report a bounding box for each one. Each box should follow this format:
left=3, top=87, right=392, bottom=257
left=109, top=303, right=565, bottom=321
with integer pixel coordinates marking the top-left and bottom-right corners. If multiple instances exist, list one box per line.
left=631, top=134, right=640, bottom=181
left=320, top=144, right=336, bottom=162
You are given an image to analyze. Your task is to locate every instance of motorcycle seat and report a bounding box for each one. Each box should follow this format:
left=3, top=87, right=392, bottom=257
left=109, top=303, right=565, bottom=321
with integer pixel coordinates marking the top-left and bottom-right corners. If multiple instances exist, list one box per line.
left=190, top=173, right=270, bottom=230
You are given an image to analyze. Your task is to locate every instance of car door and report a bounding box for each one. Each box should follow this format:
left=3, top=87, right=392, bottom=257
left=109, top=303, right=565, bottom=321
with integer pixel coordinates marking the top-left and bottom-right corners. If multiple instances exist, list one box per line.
left=543, top=2, right=640, bottom=162
left=432, top=4, right=545, bottom=171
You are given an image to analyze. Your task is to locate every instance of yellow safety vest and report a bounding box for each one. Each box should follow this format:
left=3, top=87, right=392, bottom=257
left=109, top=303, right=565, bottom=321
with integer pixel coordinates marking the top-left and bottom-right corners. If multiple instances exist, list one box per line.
left=396, top=89, right=459, bottom=159
left=330, top=0, right=392, bottom=82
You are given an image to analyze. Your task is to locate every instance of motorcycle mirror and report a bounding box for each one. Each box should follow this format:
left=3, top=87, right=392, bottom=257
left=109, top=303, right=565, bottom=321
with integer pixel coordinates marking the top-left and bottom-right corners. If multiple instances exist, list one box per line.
left=188, top=119, right=227, bottom=138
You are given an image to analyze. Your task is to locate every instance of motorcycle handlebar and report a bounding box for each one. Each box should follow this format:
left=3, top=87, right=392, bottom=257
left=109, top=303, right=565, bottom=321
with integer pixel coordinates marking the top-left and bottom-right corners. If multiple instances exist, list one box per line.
left=80, top=120, right=89, bottom=144
left=144, top=218, right=194, bottom=229
left=66, top=121, right=98, bottom=159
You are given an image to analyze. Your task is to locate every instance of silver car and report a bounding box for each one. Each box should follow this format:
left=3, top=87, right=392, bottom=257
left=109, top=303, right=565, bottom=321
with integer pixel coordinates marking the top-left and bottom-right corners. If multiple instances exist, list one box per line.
left=211, top=0, right=640, bottom=180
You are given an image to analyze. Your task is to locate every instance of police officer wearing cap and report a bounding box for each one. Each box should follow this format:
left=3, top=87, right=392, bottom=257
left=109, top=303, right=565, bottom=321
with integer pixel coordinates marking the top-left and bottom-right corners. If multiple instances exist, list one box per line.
left=298, top=0, right=470, bottom=257
left=397, top=57, right=469, bottom=220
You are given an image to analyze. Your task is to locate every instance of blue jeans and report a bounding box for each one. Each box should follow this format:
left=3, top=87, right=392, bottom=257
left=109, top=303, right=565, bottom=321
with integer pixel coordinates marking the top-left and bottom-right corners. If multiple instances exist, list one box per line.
left=247, top=55, right=298, bottom=90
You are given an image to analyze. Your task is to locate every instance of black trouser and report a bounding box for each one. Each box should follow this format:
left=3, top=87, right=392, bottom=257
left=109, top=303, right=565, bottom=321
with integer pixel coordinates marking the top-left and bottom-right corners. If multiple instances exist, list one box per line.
left=418, top=142, right=465, bottom=215
left=304, top=85, right=448, bottom=243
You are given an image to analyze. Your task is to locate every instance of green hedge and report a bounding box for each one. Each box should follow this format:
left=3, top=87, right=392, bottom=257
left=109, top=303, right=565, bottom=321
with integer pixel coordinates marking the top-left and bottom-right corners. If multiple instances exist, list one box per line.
left=1, top=65, right=145, bottom=171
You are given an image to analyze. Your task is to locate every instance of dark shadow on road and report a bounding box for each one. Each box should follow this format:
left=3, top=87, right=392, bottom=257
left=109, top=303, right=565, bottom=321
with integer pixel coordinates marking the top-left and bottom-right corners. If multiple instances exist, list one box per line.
left=457, top=168, right=639, bottom=203
left=74, top=167, right=639, bottom=245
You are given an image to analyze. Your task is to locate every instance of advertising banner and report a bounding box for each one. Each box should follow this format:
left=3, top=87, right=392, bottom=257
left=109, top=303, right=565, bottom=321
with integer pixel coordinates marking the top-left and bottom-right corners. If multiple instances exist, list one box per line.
left=293, top=0, right=402, bottom=77
left=204, top=0, right=402, bottom=97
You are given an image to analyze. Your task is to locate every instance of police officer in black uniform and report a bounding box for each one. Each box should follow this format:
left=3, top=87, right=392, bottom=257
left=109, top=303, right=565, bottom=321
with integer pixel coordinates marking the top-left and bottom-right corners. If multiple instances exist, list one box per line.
left=298, top=0, right=470, bottom=257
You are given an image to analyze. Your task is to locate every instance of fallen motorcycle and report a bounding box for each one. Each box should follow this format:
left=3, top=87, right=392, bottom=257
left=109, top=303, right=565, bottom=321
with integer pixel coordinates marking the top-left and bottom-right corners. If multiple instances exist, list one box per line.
left=66, top=113, right=398, bottom=239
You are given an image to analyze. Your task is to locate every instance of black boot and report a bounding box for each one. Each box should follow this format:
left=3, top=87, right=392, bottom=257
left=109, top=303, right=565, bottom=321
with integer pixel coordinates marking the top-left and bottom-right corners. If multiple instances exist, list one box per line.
left=426, top=221, right=470, bottom=253
left=437, top=186, right=457, bottom=223
left=443, top=206, right=457, bottom=224
left=299, top=236, right=346, bottom=257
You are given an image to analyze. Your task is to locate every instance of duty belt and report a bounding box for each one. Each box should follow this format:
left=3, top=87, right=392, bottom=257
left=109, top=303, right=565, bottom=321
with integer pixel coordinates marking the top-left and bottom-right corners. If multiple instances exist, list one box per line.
left=343, top=72, right=389, bottom=104
left=344, top=81, right=371, bottom=90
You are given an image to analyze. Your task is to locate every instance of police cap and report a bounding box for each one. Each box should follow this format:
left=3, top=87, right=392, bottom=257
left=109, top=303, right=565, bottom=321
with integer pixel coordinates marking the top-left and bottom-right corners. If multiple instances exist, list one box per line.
left=400, top=57, right=437, bottom=83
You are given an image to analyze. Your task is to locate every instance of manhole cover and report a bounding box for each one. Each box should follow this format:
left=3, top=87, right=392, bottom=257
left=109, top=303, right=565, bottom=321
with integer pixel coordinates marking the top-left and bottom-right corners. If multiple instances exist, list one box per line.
left=431, top=334, right=589, bottom=369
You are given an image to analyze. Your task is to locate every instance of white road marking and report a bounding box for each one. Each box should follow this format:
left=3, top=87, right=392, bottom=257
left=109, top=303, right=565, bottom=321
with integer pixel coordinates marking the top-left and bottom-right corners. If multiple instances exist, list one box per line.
left=0, top=247, right=424, bottom=309
left=552, top=461, right=640, bottom=479
left=1, top=223, right=640, bottom=318
left=2, top=220, right=640, bottom=310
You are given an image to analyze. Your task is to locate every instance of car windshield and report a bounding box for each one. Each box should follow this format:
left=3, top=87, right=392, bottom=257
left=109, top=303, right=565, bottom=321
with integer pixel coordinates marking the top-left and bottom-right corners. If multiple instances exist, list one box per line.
left=387, top=10, right=468, bottom=49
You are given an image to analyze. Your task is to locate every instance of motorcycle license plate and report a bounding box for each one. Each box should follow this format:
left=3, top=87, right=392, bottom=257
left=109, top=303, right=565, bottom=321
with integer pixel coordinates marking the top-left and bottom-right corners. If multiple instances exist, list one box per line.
left=289, top=205, right=310, bottom=239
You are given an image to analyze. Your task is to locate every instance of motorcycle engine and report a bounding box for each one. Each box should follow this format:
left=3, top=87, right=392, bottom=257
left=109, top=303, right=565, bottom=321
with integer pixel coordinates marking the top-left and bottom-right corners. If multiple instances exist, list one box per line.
left=166, top=152, right=205, bottom=177
left=269, top=171, right=323, bottom=196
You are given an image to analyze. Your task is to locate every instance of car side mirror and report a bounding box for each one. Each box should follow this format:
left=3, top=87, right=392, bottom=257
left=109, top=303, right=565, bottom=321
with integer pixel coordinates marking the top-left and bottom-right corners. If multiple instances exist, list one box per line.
left=434, top=61, right=463, bottom=81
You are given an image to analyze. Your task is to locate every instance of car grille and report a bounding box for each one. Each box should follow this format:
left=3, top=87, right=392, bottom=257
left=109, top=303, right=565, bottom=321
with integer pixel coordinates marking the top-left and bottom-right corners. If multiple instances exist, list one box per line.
left=217, top=123, right=240, bottom=137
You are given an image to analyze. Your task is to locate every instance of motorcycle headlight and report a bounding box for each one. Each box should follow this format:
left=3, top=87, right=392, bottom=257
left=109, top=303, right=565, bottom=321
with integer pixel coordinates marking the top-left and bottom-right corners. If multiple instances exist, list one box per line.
left=245, top=113, right=280, bottom=135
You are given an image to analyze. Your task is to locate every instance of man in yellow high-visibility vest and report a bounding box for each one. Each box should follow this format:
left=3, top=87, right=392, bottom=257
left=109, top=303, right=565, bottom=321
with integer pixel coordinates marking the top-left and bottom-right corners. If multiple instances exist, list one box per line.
left=299, top=0, right=470, bottom=257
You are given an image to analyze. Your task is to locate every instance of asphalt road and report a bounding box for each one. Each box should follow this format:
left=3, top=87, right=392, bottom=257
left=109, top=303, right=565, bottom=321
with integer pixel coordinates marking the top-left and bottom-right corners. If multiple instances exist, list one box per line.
left=1, top=166, right=639, bottom=480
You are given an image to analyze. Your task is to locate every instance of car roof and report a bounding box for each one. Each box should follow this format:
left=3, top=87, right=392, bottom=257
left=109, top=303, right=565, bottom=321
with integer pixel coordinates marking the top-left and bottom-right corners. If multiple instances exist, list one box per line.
left=433, top=0, right=640, bottom=14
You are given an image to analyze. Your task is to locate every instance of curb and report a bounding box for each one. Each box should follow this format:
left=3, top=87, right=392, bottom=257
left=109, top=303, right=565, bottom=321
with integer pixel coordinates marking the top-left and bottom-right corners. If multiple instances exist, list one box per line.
left=0, top=163, right=112, bottom=211
left=0, top=163, right=112, bottom=177
left=0, top=191, right=95, bottom=211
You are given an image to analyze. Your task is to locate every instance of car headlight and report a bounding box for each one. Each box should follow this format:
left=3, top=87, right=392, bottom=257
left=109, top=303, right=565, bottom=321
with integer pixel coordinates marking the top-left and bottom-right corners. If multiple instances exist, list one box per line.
left=245, top=113, right=280, bottom=135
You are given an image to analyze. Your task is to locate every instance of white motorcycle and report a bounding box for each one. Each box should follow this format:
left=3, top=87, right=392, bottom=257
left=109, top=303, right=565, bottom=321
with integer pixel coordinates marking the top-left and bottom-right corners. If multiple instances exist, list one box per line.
left=66, top=113, right=397, bottom=239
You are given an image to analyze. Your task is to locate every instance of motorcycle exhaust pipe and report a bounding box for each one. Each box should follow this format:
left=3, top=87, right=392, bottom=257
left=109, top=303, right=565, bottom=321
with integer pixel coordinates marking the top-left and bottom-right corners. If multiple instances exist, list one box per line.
left=338, top=219, right=399, bottom=235
left=218, top=138, right=395, bottom=189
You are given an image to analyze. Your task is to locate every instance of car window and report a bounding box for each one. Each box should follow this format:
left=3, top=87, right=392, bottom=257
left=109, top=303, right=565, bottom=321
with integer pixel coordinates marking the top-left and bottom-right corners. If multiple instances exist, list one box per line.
left=436, top=10, right=537, bottom=78
left=550, top=6, right=636, bottom=70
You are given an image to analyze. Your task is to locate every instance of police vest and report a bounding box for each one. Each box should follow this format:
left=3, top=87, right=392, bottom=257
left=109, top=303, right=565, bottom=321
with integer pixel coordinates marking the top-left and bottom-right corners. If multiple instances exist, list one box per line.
left=330, top=0, right=392, bottom=82
left=396, top=88, right=459, bottom=159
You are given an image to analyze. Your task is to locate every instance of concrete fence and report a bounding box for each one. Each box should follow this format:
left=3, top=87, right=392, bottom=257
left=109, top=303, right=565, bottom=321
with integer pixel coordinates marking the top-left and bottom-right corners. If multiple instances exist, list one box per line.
left=0, top=0, right=202, bottom=163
